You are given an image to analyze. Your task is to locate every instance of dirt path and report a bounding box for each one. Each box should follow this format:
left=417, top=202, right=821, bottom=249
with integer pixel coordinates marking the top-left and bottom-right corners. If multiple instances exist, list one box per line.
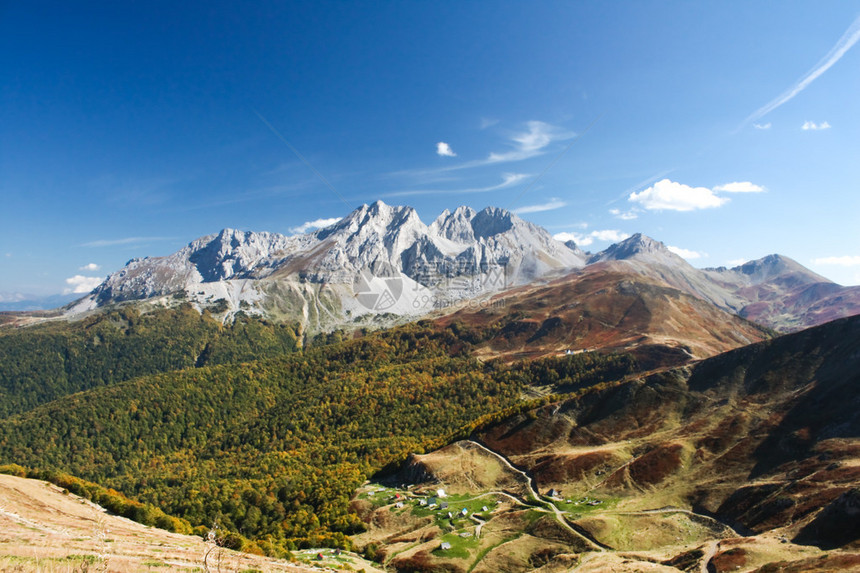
left=466, top=440, right=542, bottom=503
left=469, top=513, right=485, bottom=538
left=466, top=440, right=604, bottom=552
left=700, top=539, right=720, bottom=573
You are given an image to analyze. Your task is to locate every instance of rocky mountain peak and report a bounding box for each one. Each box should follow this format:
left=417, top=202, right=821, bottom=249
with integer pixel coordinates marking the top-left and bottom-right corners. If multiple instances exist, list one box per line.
left=722, top=254, right=833, bottom=290
left=319, top=201, right=421, bottom=238
left=430, top=206, right=477, bottom=243
left=471, top=207, right=515, bottom=239
left=587, top=233, right=685, bottom=267
left=563, top=240, right=587, bottom=258
left=73, top=201, right=859, bottom=335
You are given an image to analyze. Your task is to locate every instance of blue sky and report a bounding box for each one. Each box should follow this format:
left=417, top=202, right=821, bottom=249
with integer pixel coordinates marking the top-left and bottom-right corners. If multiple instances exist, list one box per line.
left=2, top=1, right=859, bottom=297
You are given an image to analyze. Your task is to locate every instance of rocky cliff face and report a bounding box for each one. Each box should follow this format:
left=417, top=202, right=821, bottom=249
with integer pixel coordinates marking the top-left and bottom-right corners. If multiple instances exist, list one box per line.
left=81, top=201, right=585, bottom=327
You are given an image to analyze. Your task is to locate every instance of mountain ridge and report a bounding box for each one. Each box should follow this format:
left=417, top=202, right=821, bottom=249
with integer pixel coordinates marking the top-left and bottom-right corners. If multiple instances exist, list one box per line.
left=12, top=201, right=857, bottom=334
left=73, top=201, right=586, bottom=329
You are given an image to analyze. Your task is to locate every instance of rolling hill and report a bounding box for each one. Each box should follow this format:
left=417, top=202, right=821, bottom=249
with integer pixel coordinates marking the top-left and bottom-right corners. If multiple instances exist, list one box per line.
left=352, top=314, right=860, bottom=571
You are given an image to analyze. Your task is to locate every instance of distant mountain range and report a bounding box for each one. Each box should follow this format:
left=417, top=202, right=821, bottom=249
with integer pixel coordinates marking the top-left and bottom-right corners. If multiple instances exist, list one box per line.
left=51, top=201, right=859, bottom=333
left=69, top=201, right=585, bottom=330
left=584, top=233, right=860, bottom=331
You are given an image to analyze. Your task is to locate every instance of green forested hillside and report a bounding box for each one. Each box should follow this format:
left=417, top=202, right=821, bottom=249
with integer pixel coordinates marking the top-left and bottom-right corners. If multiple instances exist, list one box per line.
left=0, top=318, right=635, bottom=554
left=0, top=305, right=299, bottom=417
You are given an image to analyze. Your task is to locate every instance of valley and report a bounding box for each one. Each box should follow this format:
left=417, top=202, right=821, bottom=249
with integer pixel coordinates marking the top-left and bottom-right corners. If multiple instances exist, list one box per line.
left=351, top=315, right=860, bottom=571
left=1, top=207, right=859, bottom=572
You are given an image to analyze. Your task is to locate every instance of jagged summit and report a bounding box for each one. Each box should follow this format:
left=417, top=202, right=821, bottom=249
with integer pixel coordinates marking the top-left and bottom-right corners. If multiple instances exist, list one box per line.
left=318, top=200, right=420, bottom=239
left=81, top=202, right=585, bottom=324
left=471, top=207, right=515, bottom=239
left=430, top=206, right=478, bottom=243
left=66, top=203, right=860, bottom=333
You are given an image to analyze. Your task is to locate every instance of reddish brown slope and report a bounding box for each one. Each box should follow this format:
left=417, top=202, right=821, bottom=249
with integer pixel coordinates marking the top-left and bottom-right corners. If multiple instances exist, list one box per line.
left=437, top=265, right=771, bottom=363
left=475, top=314, right=860, bottom=553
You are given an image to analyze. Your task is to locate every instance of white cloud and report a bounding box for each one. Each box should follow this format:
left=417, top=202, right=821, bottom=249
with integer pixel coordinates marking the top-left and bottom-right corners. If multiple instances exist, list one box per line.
left=63, top=275, right=103, bottom=294
left=744, top=14, right=860, bottom=125
left=512, top=198, right=567, bottom=215
left=812, top=255, right=860, bottom=266
left=436, top=142, right=457, bottom=157
left=609, top=208, right=639, bottom=220
left=712, top=181, right=766, bottom=193
left=802, top=120, right=832, bottom=131
left=727, top=258, right=748, bottom=267
left=667, top=246, right=704, bottom=260
left=553, top=229, right=629, bottom=247
left=553, top=232, right=580, bottom=243
left=289, top=217, right=341, bottom=234
left=591, top=230, right=629, bottom=242
left=753, top=122, right=772, bottom=130
left=79, top=263, right=101, bottom=271
left=629, top=179, right=728, bottom=211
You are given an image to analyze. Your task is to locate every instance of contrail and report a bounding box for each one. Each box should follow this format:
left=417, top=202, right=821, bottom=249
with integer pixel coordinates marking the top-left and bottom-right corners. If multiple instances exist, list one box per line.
left=252, top=108, right=351, bottom=208
left=742, top=14, right=860, bottom=127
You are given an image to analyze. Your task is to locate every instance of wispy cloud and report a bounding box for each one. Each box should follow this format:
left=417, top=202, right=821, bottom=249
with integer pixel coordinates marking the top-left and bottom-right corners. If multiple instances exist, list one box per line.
left=727, top=258, right=748, bottom=267
left=480, top=117, right=499, bottom=129
left=753, top=122, right=772, bottom=130
left=802, top=120, right=832, bottom=131
left=436, top=142, right=457, bottom=157
left=289, top=217, right=341, bottom=234
left=629, top=179, right=729, bottom=211
left=712, top=181, right=766, bottom=193
left=609, top=208, right=639, bottom=220
left=63, top=275, right=103, bottom=294
left=79, top=263, right=101, bottom=271
left=82, top=236, right=174, bottom=247
left=170, top=182, right=318, bottom=213
left=667, top=246, right=704, bottom=260
left=390, top=121, right=574, bottom=178
left=486, top=121, right=574, bottom=164
left=554, top=229, right=629, bottom=247
left=91, top=175, right=181, bottom=207
left=743, top=14, right=860, bottom=126
left=813, top=255, right=860, bottom=266
left=384, top=173, right=529, bottom=198
left=512, top=198, right=567, bottom=215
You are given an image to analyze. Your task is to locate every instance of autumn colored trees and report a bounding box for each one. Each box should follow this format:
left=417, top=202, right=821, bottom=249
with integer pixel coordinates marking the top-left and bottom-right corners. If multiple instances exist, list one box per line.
left=0, top=309, right=635, bottom=554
